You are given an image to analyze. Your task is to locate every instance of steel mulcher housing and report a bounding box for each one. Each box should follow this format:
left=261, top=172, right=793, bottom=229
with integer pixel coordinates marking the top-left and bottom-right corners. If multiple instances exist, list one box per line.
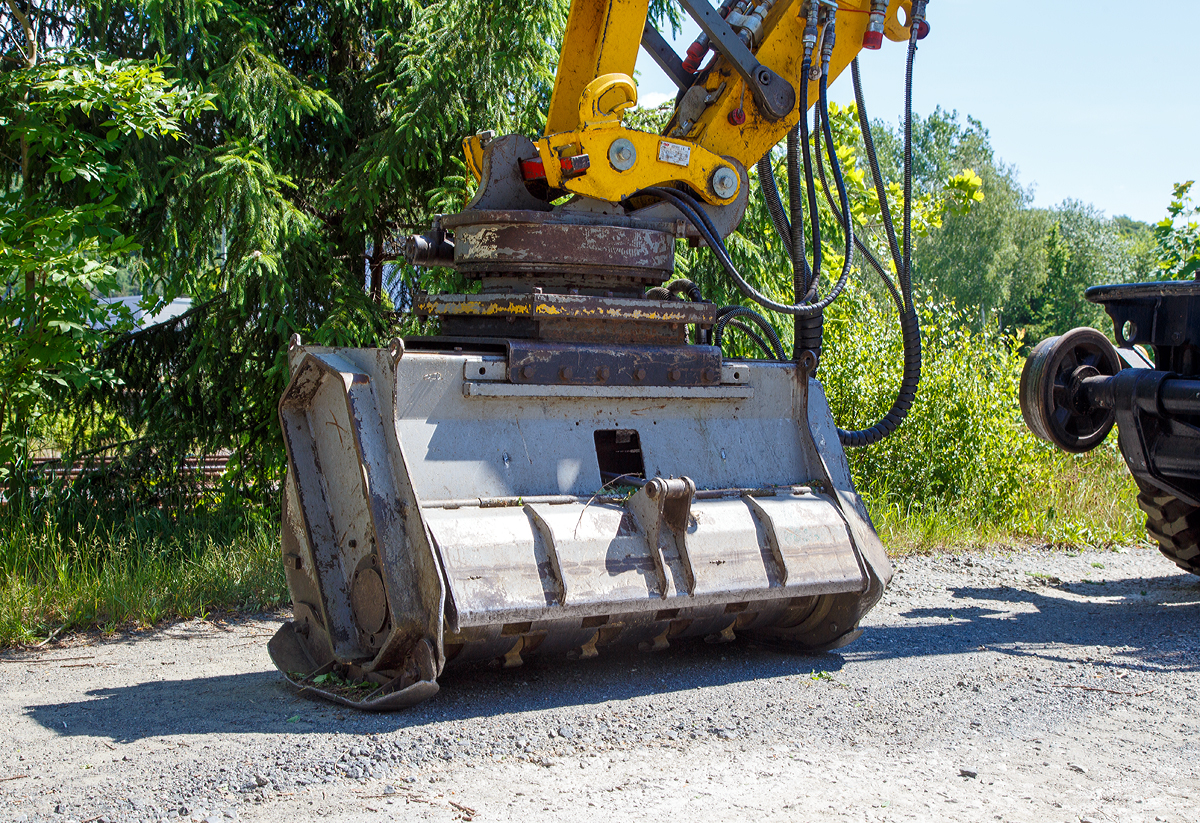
left=268, top=0, right=929, bottom=708
left=270, top=333, right=892, bottom=709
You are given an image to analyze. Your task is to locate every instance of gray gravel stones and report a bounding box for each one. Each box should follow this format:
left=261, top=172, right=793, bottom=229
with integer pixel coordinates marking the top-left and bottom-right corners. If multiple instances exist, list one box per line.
left=2, top=543, right=1198, bottom=822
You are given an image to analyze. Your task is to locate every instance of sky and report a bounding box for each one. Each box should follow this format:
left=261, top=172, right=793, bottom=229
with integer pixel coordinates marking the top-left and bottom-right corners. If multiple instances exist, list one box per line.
left=634, top=0, right=1199, bottom=224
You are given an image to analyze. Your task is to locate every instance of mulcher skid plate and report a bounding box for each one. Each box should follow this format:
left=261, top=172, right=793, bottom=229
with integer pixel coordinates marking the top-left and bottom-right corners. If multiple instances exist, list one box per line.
left=268, top=342, right=892, bottom=709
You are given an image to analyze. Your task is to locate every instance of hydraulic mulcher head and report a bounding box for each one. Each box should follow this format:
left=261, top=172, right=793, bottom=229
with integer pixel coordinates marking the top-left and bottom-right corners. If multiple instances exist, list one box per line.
left=265, top=0, right=931, bottom=706
left=269, top=331, right=892, bottom=709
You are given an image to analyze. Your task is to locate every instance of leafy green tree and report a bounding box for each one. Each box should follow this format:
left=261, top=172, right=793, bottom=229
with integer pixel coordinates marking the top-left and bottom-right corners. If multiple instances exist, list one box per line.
left=1006, top=202, right=1149, bottom=341
left=0, top=1, right=211, bottom=486
left=872, top=108, right=1033, bottom=324
left=0, top=0, right=574, bottom=491
left=1155, top=181, right=1200, bottom=280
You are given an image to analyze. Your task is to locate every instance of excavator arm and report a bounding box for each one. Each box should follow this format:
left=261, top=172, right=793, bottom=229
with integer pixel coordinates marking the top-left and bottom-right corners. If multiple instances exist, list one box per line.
left=464, top=0, right=921, bottom=212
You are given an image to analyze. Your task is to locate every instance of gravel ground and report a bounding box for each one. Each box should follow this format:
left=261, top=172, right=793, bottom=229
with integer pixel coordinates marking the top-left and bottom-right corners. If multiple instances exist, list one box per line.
left=3, top=542, right=1199, bottom=823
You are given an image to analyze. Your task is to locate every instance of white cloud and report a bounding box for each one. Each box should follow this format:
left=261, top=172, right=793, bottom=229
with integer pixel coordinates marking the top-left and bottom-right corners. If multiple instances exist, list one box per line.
left=637, top=91, right=673, bottom=110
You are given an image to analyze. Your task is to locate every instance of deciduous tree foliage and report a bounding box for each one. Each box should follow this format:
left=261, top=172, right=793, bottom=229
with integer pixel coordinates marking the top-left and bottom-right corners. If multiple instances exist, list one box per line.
left=872, top=107, right=1160, bottom=342
left=1, top=0, right=212, bottom=483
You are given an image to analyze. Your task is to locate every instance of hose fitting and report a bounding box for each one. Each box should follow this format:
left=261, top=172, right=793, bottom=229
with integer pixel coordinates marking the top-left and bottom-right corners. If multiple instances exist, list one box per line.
left=802, top=0, right=819, bottom=51
left=910, top=0, right=931, bottom=40
left=819, top=0, right=838, bottom=77
left=681, top=0, right=739, bottom=73
left=863, top=0, right=887, bottom=49
left=682, top=37, right=709, bottom=74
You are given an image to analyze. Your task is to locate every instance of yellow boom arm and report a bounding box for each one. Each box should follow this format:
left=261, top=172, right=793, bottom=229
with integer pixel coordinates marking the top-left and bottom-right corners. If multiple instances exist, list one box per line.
left=465, top=0, right=918, bottom=209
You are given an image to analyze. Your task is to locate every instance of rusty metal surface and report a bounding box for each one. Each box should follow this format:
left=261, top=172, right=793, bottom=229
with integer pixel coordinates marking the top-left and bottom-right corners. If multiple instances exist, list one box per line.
left=438, top=314, right=692, bottom=346
left=415, top=291, right=716, bottom=324
left=441, top=208, right=681, bottom=234
left=506, top=341, right=722, bottom=387
left=450, top=215, right=674, bottom=280
left=475, top=273, right=658, bottom=297
left=461, top=381, right=753, bottom=400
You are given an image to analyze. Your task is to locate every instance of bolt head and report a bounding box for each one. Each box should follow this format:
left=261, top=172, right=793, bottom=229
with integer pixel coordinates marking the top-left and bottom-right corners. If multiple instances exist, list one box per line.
left=608, top=138, right=637, bottom=171
left=712, top=166, right=738, bottom=199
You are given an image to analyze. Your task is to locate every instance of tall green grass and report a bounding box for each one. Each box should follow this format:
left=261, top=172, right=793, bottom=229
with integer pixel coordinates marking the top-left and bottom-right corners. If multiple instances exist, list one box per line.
left=0, top=500, right=286, bottom=647
left=822, top=285, right=1145, bottom=551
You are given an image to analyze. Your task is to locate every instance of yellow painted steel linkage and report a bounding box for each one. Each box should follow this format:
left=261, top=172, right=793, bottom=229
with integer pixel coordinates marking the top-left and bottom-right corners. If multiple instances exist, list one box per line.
left=463, top=0, right=917, bottom=208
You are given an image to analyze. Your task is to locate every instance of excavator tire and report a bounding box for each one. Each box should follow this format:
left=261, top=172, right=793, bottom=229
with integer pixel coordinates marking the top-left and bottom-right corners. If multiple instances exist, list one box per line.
left=1136, top=479, right=1200, bottom=575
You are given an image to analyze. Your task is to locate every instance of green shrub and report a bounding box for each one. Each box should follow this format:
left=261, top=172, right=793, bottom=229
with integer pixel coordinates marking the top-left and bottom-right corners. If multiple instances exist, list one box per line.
left=820, top=285, right=1144, bottom=549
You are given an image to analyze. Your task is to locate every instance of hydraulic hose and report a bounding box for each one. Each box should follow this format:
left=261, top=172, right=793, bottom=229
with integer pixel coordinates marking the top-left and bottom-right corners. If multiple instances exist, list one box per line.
left=667, top=278, right=704, bottom=303
left=815, top=69, right=855, bottom=336
left=852, top=59, right=904, bottom=297
left=628, top=186, right=850, bottom=317
left=756, top=153, right=792, bottom=252
left=811, top=127, right=904, bottom=313
left=714, top=306, right=786, bottom=360
left=722, top=319, right=780, bottom=360
left=821, top=42, right=924, bottom=447
left=901, top=12, right=921, bottom=299
left=631, top=5, right=925, bottom=448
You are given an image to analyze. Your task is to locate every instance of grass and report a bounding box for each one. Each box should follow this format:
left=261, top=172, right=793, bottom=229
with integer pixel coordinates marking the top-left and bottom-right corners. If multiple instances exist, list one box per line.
left=0, top=499, right=286, bottom=648
left=0, top=441, right=1146, bottom=650
left=870, top=442, right=1146, bottom=553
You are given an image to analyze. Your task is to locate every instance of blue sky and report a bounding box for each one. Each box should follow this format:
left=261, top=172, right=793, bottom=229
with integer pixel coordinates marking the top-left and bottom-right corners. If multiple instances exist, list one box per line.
left=635, top=1, right=1198, bottom=223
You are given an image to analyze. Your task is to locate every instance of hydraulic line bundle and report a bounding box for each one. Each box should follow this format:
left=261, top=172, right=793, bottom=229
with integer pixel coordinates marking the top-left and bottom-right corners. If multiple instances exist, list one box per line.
left=269, top=0, right=931, bottom=708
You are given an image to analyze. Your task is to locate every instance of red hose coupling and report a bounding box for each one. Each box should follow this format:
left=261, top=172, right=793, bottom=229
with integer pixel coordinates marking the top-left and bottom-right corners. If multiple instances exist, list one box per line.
left=727, top=108, right=746, bottom=126
left=864, top=1, right=887, bottom=49
left=682, top=41, right=708, bottom=74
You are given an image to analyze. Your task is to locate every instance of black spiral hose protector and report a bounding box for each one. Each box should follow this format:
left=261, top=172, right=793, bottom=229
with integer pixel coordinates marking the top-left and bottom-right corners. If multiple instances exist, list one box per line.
left=714, top=306, right=786, bottom=360
left=757, top=152, right=793, bottom=258
left=667, top=278, right=704, bottom=303
left=828, top=44, right=924, bottom=447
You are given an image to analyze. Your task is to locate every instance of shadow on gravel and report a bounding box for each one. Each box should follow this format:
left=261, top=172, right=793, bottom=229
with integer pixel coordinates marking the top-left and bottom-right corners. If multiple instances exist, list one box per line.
left=847, top=574, right=1200, bottom=673
left=34, top=573, right=1197, bottom=740
left=23, top=637, right=847, bottom=741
